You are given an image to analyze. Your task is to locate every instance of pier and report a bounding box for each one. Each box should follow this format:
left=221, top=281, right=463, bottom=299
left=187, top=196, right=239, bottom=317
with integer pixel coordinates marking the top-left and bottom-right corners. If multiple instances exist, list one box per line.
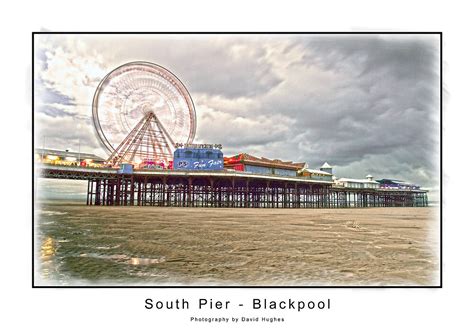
left=38, top=165, right=428, bottom=208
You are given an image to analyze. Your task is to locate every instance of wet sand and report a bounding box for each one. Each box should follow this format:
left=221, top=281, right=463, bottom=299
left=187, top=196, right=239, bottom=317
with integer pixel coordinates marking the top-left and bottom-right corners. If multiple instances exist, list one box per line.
left=36, top=204, right=440, bottom=286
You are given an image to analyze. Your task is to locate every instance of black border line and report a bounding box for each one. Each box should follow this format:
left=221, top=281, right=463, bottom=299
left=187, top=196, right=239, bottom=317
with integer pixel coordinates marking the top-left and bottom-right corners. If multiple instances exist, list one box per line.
left=32, top=32, right=443, bottom=289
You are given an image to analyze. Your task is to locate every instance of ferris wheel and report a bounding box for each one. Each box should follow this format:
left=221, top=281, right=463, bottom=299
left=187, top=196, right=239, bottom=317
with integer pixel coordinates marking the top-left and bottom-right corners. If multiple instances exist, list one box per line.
left=92, top=61, right=196, bottom=165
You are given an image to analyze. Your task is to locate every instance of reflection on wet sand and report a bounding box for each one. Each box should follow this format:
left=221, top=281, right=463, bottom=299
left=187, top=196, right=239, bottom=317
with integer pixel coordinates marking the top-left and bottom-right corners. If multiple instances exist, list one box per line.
left=35, top=204, right=439, bottom=286
left=41, top=236, right=55, bottom=259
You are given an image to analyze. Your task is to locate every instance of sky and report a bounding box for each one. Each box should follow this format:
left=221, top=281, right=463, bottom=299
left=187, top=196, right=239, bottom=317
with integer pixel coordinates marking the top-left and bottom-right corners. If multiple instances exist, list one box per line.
left=34, top=34, right=440, bottom=200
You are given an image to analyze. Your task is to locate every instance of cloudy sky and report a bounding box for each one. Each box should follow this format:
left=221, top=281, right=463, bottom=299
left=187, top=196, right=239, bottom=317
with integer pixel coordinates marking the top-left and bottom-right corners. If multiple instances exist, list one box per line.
left=34, top=34, right=440, bottom=200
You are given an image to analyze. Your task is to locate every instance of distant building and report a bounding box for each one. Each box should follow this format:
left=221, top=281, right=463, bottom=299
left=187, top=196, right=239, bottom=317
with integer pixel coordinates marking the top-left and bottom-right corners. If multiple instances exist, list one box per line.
left=335, top=175, right=380, bottom=189
left=224, top=153, right=305, bottom=177
left=376, top=178, right=420, bottom=190
left=298, top=162, right=333, bottom=182
left=320, top=162, right=333, bottom=175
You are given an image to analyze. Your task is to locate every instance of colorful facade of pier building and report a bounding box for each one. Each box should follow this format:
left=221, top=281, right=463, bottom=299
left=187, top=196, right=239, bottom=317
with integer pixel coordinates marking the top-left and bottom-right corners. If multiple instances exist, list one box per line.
left=224, top=153, right=305, bottom=177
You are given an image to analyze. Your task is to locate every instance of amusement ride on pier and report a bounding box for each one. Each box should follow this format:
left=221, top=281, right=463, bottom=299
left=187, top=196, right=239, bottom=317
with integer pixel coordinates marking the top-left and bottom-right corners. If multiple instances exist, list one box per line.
left=36, top=61, right=428, bottom=208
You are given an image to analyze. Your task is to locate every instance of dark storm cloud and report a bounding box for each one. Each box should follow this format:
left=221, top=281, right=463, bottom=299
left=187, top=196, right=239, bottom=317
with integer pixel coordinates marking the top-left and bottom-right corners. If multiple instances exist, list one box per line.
left=192, top=35, right=439, bottom=191
left=241, top=35, right=440, bottom=190
left=304, top=37, right=438, bottom=160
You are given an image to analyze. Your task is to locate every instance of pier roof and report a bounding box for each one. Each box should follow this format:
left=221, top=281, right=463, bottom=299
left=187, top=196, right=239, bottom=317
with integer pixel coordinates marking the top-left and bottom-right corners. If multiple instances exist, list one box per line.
left=337, top=177, right=379, bottom=184
left=321, top=162, right=332, bottom=168
left=225, top=153, right=306, bottom=170
left=299, top=168, right=332, bottom=176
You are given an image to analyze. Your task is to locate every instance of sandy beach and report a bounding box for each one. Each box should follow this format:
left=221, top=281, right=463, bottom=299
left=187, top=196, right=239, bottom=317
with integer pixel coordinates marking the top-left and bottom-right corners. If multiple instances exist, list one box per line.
left=36, top=204, right=439, bottom=286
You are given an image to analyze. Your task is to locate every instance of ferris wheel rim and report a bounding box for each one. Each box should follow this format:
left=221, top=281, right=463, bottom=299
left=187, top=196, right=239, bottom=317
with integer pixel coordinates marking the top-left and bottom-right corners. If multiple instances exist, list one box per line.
left=92, top=60, right=197, bottom=155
